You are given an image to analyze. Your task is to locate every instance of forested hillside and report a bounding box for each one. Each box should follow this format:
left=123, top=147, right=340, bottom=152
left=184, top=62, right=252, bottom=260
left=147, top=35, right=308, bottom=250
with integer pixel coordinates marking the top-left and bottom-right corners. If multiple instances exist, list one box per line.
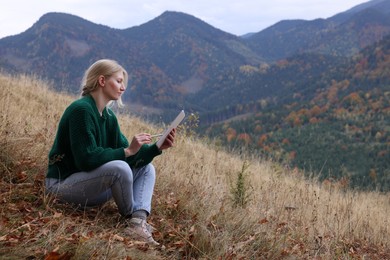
left=202, top=35, right=390, bottom=191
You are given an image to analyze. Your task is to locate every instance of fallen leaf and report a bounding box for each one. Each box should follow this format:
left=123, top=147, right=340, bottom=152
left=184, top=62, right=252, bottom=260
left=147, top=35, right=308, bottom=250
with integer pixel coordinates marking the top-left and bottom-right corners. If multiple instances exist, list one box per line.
left=53, top=212, right=62, bottom=218
left=173, top=240, right=185, bottom=247
left=113, top=234, right=124, bottom=241
left=189, top=225, right=195, bottom=233
left=44, top=251, right=73, bottom=260
left=259, top=218, right=268, bottom=224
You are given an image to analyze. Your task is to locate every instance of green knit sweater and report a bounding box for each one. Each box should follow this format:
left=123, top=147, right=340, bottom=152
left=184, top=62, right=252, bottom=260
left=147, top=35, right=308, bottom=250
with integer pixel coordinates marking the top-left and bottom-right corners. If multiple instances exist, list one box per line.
left=47, top=95, right=161, bottom=179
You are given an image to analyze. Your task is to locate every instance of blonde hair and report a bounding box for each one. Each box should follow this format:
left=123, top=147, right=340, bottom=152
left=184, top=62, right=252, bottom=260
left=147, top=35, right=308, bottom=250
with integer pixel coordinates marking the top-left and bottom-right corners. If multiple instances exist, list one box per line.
left=81, top=59, right=128, bottom=107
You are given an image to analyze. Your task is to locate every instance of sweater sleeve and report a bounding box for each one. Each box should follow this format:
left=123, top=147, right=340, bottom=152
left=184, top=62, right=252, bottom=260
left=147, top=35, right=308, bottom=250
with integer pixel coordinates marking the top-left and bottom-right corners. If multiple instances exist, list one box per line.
left=126, top=143, right=162, bottom=168
left=68, top=105, right=125, bottom=171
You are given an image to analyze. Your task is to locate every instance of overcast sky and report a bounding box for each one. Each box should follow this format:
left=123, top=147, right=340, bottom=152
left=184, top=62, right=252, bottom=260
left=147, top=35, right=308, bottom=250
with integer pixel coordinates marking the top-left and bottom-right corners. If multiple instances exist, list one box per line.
left=0, top=0, right=370, bottom=39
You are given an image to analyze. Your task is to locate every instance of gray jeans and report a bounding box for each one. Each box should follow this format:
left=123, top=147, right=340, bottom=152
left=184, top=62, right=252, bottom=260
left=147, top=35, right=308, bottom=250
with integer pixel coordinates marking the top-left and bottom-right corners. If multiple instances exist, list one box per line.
left=45, top=160, right=156, bottom=217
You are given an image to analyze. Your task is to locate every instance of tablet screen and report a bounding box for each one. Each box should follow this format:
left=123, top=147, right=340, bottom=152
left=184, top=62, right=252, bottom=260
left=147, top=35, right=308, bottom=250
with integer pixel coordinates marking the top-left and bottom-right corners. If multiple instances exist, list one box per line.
left=156, top=110, right=185, bottom=148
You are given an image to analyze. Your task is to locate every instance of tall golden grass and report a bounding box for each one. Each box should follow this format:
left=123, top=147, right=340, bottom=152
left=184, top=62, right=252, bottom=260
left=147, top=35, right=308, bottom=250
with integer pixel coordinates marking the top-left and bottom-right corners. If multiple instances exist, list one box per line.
left=0, top=72, right=389, bottom=259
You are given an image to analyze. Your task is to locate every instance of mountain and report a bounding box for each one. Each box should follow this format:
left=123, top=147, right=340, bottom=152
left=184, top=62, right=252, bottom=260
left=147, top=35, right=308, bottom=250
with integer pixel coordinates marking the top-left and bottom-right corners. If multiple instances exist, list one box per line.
left=119, top=11, right=263, bottom=112
left=0, top=12, right=126, bottom=91
left=0, top=11, right=261, bottom=115
left=245, top=0, right=390, bottom=61
left=1, top=1, right=390, bottom=118
left=332, top=0, right=390, bottom=23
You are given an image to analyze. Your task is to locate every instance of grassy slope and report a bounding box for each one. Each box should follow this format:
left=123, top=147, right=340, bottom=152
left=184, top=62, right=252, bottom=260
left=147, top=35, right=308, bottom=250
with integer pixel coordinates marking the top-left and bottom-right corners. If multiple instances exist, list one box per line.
left=0, top=73, right=389, bottom=259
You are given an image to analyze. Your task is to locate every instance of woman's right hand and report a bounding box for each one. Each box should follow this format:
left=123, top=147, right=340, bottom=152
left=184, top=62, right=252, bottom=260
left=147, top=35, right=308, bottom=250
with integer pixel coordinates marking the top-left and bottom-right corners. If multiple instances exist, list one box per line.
left=124, top=133, right=151, bottom=157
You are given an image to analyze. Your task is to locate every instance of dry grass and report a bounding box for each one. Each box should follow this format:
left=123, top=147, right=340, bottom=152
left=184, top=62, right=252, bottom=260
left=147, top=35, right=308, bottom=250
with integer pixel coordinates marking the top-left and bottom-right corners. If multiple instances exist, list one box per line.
left=0, top=72, right=389, bottom=259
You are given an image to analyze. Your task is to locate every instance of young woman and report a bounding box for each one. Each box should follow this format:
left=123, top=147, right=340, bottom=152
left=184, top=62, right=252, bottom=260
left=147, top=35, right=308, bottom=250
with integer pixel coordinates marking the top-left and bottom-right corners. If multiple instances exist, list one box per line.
left=45, top=59, right=175, bottom=246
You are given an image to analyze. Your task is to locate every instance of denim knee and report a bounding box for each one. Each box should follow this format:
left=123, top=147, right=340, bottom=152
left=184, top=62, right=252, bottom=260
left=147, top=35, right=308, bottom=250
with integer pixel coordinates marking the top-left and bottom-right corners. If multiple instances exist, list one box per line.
left=109, top=160, right=133, bottom=182
left=144, top=164, right=156, bottom=179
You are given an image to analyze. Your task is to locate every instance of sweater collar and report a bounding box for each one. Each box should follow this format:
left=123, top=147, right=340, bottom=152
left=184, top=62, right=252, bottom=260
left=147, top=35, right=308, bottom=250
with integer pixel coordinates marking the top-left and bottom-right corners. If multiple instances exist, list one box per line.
left=84, top=94, right=108, bottom=119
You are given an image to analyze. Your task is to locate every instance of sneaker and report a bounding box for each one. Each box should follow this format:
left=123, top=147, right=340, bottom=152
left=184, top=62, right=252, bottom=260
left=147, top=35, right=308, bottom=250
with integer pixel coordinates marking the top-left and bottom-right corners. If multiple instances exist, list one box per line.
left=145, top=222, right=156, bottom=233
left=124, top=218, right=159, bottom=246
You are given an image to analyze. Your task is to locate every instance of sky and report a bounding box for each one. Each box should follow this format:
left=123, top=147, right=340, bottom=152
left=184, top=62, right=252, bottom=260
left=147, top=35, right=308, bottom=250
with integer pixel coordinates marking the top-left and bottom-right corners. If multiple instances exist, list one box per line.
left=0, top=0, right=370, bottom=39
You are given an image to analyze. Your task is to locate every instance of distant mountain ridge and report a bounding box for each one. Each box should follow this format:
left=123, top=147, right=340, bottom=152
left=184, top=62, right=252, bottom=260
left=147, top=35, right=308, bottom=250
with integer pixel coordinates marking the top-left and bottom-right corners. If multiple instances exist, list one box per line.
left=0, top=0, right=389, bottom=117
left=0, top=11, right=261, bottom=113
left=0, top=12, right=126, bottom=90
left=246, top=0, right=390, bottom=61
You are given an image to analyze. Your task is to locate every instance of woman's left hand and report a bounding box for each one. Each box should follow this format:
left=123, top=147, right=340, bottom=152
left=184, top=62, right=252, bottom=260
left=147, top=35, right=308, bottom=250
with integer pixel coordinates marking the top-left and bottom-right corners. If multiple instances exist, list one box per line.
left=159, top=128, right=176, bottom=150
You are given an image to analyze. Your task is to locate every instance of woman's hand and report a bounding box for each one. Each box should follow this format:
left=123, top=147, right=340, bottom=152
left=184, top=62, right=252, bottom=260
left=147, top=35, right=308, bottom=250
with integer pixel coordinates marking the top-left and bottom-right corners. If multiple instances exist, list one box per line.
left=124, top=133, right=152, bottom=157
left=159, top=128, right=176, bottom=150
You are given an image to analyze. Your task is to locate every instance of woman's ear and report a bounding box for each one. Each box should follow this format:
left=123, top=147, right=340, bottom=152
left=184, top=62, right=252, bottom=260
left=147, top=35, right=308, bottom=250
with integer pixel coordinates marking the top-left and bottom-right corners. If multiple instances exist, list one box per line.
left=98, top=75, right=105, bottom=87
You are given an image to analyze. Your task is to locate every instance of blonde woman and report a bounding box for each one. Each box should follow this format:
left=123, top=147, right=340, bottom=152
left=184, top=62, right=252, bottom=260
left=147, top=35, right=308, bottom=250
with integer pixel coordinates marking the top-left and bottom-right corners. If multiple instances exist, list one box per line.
left=45, top=59, right=175, bottom=246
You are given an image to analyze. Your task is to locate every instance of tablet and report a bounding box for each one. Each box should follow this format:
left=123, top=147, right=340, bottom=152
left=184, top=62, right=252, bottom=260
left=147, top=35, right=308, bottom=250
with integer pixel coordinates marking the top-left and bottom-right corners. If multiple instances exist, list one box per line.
left=156, top=110, right=185, bottom=148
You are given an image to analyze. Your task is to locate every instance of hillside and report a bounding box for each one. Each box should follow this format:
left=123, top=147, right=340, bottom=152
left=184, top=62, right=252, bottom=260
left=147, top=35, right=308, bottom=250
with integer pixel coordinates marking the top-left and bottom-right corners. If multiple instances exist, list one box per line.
left=187, top=52, right=349, bottom=112
left=0, top=73, right=389, bottom=259
left=202, top=35, right=390, bottom=191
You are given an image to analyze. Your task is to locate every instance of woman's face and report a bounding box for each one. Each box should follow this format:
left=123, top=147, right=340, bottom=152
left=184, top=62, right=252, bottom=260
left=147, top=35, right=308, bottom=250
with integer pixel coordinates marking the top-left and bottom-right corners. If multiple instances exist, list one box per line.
left=101, top=71, right=126, bottom=101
